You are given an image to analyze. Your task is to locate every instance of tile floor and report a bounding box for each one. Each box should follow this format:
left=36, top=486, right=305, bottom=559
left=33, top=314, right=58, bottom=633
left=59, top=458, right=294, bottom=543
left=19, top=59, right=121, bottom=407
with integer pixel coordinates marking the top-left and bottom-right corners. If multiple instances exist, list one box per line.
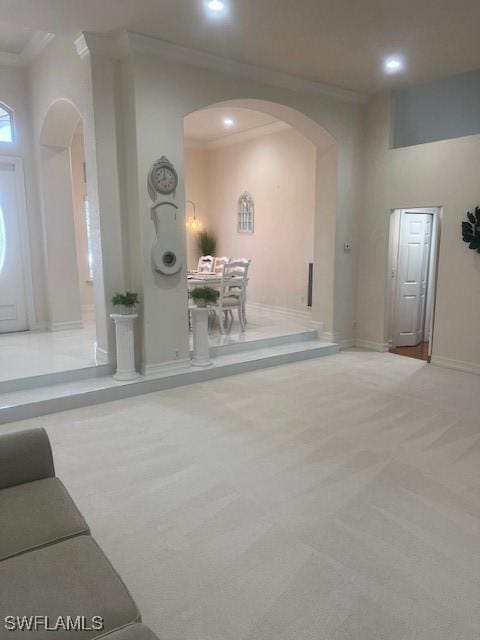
left=0, top=306, right=315, bottom=383
left=190, top=304, right=316, bottom=350
left=0, top=309, right=98, bottom=382
left=6, top=349, right=480, bottom=640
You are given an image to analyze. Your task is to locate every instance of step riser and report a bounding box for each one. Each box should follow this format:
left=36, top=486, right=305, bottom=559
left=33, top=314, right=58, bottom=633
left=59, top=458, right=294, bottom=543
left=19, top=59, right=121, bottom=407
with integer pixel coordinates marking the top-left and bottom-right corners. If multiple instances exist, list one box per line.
left=208, top=330, right=318, bottom=357
left=0, top=344, right=338, bottom=425
left=0, top=364, right=114, bottom=395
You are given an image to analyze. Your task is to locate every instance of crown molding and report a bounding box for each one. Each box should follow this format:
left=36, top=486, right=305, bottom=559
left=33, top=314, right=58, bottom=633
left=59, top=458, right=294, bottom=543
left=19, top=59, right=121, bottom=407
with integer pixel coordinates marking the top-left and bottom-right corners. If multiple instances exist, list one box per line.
left=185, top=121, right=291, bottom=150
left=75, top=31, right=129, bottom=60
left=22, top=32, right=55, bottom=63
left=186, top=120, right=291, bottom=149
left=0, top=31, right=54, bottom=67
left=126, top=32, right=366, bottom=105
left=210, top=120, right=291, bottom=149
left=74, top=29, right=365, bottom=105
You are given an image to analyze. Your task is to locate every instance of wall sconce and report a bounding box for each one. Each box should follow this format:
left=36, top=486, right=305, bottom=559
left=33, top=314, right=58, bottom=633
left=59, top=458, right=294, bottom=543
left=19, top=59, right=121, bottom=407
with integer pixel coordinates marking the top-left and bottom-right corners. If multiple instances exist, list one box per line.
left=186, top=200, right=202, bottom=232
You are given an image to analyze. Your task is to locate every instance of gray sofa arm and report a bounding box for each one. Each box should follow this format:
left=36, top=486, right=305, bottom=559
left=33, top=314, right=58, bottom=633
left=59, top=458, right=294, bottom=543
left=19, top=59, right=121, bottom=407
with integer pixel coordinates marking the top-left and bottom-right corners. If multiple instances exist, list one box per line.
left=0, top=428, right=55, bottom=490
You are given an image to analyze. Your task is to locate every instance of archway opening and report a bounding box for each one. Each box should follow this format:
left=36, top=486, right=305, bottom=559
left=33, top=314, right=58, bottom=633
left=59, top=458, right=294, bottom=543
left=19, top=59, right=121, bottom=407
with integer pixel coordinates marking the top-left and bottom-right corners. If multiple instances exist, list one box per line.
left=184, top=99, right=337, bottom=347
left=36, top=98, right=103, bottom=372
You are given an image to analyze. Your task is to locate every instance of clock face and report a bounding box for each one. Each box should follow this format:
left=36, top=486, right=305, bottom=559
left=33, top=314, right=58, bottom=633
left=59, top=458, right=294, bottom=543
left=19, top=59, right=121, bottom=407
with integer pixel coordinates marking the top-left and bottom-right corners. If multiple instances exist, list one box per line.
left=154, top=166, right=176, bottom=193
left=147, top=156, right=178, bottom=201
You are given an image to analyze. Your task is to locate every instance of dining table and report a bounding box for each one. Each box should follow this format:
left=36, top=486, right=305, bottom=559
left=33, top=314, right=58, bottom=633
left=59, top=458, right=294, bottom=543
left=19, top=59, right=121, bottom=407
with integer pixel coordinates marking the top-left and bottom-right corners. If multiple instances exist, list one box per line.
left=187, top=271, right=223, bottom=288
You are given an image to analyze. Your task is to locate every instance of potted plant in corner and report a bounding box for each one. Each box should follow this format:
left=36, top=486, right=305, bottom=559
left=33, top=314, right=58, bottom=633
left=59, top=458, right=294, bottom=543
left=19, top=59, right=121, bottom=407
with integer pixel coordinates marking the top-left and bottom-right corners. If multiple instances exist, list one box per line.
left=190, top=286, right=219, bottom=308
left=110, top=291, right=140, bottom=381
left=196, top=230, right=217, bottom=257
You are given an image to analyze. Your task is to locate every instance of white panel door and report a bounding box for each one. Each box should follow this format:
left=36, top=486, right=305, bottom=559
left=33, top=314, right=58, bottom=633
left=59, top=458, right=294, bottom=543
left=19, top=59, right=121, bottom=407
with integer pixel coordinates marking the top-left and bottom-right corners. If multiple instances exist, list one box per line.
left=0, top=161, right=28, bottom=333
left=393, top=212, right=432, bottom=347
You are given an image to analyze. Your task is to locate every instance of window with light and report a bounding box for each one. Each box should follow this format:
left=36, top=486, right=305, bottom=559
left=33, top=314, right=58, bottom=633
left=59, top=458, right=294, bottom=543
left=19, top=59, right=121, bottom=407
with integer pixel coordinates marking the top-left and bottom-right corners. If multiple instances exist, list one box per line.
left=0, top=103, right=14, bottom=143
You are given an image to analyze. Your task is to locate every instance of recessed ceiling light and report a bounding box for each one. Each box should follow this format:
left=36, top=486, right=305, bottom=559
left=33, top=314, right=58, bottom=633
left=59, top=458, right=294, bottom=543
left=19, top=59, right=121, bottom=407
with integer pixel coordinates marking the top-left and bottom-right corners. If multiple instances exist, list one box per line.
left=383, top=56, right=404, bottom=74
left=223, top=117, right=234, bottom=127
left=207, top=0, right=225, bottom=11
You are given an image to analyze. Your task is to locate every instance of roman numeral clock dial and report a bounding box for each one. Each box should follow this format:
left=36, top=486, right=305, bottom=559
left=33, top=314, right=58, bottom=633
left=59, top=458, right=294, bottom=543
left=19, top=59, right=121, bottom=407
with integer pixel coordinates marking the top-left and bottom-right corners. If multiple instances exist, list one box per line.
left=147, top=156, right=178, bottom=200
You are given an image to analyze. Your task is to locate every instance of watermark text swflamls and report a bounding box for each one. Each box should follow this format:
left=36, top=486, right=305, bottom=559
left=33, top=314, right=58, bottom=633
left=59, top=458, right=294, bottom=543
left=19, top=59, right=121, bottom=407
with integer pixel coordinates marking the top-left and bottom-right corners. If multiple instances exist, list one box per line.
left=4, top=616, right=104, bottom=632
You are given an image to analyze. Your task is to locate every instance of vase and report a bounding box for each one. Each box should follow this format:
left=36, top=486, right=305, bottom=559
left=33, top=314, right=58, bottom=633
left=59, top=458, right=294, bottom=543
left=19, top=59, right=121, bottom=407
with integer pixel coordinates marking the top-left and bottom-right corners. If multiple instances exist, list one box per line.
left=110, top=313, right=140, bottom=381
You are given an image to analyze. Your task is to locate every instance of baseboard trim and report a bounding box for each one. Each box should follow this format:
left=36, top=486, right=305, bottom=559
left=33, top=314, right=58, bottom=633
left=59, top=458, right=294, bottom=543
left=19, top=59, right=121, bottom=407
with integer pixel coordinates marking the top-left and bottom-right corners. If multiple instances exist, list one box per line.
left=95, top=345, right=110, bottom=365
left=431, top=355, right=480, bottom=376
left=30, top=321, right=48, bottom=331
left=322, top=331, right=354, bottom=351
left=141, top=358, right=191, bottom=377
left=321, top=331, right=338, bottom=343
left=48, top=320, right=83, bottom=331
left=355, top=338, right=389, bottom=352
left=247, top=302, right=312, bottom=322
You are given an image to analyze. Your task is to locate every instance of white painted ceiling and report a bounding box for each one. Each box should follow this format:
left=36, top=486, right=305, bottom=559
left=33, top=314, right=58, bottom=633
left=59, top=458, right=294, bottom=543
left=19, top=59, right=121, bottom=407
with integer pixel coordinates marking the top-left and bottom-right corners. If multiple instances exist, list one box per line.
left=184, top=108, right=278, bottom=143
left=0, top=20, right=35, bottom=54
left=1, top=0, right=480, bottom=92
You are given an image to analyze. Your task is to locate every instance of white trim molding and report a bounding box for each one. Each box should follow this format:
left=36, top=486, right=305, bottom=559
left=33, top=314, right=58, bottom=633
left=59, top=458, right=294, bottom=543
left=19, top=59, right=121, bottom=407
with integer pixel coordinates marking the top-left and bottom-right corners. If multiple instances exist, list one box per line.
left=0, top=32, right=54, bottom=67
left=431, top=356, right=480, bottom=376
left=321, top=331, right=354, bottom=350
left=48, top=320, right=83, bottom=332
left=202, top=121, right=291, bottom=150
left=95, top=345, right=110, bottom=365
left=355, top=338, right=390, bottom=352
left=75, top=30, right=366, bottom=105
left=247, top=301, right=313, bottom=322
left=141, top=359, right=191, bottom=378
left=0, top=156, right=37, bottom=331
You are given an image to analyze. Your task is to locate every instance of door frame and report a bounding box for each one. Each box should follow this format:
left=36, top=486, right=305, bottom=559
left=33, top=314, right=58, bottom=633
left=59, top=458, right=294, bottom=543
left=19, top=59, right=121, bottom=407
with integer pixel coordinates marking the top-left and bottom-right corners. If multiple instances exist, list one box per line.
left=0, top=155, right=36, bottom=331
left=387, top=206, right=442, bottom=356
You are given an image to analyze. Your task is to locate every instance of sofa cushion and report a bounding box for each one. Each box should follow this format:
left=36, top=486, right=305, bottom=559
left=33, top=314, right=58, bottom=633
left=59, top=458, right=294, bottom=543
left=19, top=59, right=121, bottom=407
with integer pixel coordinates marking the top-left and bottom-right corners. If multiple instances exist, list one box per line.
left=0, top=477, right=89, bottom=561
left=98, top=624, right=159, bottom=640
left=0, top=428, right=54, bottom=490
left=0, top=536, right=140, bottom=640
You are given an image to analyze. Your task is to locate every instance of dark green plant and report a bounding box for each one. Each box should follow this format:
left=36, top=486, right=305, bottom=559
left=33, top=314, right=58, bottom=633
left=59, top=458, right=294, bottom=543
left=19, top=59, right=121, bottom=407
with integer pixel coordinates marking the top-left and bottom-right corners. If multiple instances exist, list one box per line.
left=111, top=291, right=140, bottom=310
left=462, top=206, right=480, bottom=253
left=190, top=286, right=219, bottom=303
left=197, top=230, right=216, bottom=256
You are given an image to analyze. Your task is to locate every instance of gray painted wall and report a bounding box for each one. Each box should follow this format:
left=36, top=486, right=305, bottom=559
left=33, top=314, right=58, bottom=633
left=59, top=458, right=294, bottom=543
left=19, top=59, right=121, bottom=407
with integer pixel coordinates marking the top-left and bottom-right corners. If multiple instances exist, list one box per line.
left=393, top=69, right=480, bottom=148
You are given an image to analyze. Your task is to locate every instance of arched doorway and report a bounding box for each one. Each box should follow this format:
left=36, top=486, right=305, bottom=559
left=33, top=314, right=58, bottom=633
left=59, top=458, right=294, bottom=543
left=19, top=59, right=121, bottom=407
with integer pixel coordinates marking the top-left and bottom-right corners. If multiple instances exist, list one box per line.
left=38, top=98, right=106, bottom=364
left=184, top=99, right=337, bottom=340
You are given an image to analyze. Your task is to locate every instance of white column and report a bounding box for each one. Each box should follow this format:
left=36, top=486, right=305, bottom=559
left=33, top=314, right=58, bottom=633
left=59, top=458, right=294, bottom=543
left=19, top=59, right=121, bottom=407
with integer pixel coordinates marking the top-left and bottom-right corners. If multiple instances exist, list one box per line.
left=191, top=307, right=212, bottom=367
left=110, top=313, right=139, bottom=380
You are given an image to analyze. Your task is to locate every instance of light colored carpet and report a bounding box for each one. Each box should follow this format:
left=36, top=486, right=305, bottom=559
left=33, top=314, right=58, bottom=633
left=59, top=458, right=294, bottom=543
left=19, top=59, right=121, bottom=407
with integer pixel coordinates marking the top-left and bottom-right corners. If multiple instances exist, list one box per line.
left=6, top=350, right=480, bottom=640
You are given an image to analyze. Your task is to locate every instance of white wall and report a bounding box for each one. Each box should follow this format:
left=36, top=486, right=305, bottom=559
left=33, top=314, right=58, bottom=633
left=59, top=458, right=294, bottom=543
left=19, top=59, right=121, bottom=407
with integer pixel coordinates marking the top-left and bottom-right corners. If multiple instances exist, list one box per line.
left=0, top=64, right=46, bottom=327
left=28, top=35, right=127, bottom=356
left=184, top=146, right=210, bottom=271
left=185, top=126, right=316, bottom=313
left=122, top=38, right=362, bottom=370
left=357, top=93, right=480, bottom=371
left=71, top=127, right=94, bottom=309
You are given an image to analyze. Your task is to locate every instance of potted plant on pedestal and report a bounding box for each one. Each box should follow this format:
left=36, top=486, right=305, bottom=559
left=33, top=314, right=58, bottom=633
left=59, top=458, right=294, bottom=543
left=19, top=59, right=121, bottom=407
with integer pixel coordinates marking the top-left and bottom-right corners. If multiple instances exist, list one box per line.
left=110, top=291, right=140, bottom=381
left=111, top=291, right=139, bottom=314
left=190, top=286, right=219, bottom=307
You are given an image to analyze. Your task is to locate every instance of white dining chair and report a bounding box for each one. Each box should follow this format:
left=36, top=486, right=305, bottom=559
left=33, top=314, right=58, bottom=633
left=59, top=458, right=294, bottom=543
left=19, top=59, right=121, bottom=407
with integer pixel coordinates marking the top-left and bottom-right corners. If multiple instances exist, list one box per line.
left=214, top=256, right=229, bottom=273
left=197, top=255, right=214, bottom=273
left=213, top=259, right=250, bottom=334
left=227, top=258, right=251, bottom=325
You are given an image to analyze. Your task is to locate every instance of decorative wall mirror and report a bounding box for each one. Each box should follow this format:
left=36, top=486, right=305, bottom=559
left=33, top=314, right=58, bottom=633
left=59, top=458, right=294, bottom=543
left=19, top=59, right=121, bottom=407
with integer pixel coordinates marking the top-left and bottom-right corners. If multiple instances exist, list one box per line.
left=238, top=192, right=254, bottom=234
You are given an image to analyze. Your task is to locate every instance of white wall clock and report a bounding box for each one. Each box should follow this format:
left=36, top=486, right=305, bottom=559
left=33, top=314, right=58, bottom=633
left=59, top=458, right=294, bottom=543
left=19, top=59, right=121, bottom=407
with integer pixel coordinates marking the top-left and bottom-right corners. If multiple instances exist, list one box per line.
left=148, top=156, right=178, bottom=200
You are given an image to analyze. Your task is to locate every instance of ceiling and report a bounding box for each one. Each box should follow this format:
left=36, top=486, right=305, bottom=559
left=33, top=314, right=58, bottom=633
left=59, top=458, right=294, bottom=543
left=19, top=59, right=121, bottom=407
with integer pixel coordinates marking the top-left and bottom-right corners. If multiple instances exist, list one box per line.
left=0, top=21, right=36, bottom=54
left=1, top=0, right=480, bottom=92
left=184, top=108, right=278, bottom=143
